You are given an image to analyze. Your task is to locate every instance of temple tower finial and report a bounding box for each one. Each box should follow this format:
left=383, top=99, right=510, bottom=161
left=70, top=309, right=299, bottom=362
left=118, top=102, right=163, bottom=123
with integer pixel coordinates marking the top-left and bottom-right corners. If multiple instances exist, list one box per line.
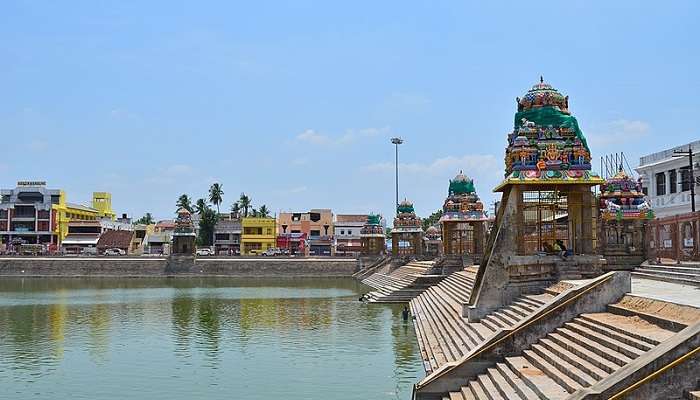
left=540, top=75, right=544, bottom=83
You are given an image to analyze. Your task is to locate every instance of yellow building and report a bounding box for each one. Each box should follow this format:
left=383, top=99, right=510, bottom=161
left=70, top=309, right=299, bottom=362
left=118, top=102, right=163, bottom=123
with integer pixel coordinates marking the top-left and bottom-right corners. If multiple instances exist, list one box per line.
left=241, top=217, right=276, bottom=255
left=52, top=192, right=116, bottom=241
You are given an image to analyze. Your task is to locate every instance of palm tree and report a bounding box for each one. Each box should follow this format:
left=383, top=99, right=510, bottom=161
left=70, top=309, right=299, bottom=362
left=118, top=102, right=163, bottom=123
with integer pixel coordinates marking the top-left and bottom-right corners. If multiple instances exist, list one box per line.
left=135, top=213, right=154, bottom=225
left=176, top=194, right=193, bottom=213
left=259, top=204, right=270, bottom=218
left=209, top=183, right=224, bottom=215
left=195, top=198, right=208, bottom=215
left=230, top=201, right=241, bottom=218
left=250, top=208, right=258, bottom=217
left=239, top=193, right=252, bottom=217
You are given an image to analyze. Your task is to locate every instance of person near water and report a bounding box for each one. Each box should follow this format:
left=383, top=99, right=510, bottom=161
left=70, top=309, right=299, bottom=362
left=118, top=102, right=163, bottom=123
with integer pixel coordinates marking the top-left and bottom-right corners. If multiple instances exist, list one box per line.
left=402, top=306, right=409, bottom=321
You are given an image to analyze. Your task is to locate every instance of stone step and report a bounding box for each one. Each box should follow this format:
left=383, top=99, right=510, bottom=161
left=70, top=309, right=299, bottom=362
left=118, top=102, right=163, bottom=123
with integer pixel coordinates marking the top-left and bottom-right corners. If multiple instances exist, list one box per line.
left=523, top=348, right=583, bottom=393
left=578, top=313, right=667, bottom=346
left=468, top=379, right=489, bottom=400
left=635, top=268, right=700, bottom=280
left=415, top=294, right=458, bottom=364
left=459, top=386, right=476, bottom=400
left=505, top=356, right=569, bottom=400
left=562, top=322, right=645, bottom=360
left=530, top=343, right=598, bottom=387
left=483, top=367, right=523, bottom=399
left=495, top=362, right=540, bottom=400
left=555, top=326, right=633, bottom=367
left=572, top=316, right=655, bottom=351
left=546, top=332, right=620, bottom=374
left=631, top=271, right=700, bottom=287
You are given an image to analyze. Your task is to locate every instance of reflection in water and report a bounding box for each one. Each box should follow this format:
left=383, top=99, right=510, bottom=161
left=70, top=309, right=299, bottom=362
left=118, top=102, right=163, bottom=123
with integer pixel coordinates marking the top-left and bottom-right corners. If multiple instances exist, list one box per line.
left=0, top=277, right=422, bottom=399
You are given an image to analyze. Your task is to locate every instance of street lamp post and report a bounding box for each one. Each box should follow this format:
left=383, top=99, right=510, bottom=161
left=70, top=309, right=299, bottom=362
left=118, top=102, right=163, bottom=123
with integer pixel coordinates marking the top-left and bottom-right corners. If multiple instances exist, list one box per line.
left=391, top=137, right=404, bottom=214
left=673, top=146, right=696, bottom=213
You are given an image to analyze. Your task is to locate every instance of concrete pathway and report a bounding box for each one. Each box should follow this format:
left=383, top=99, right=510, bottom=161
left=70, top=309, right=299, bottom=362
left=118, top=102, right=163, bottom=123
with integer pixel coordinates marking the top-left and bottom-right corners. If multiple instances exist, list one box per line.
left=632, top=276, right=700, bottom=308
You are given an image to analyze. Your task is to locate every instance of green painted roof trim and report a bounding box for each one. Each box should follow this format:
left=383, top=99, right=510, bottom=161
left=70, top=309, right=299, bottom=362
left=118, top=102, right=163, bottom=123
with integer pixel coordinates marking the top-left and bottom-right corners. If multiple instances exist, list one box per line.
left=513, top=106, right=590, bottom=151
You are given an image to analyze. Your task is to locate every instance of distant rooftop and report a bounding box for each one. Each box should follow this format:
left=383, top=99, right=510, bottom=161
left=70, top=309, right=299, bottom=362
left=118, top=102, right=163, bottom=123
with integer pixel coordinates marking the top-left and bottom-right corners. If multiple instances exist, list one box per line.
left=639, top=139, right=700, bottom=167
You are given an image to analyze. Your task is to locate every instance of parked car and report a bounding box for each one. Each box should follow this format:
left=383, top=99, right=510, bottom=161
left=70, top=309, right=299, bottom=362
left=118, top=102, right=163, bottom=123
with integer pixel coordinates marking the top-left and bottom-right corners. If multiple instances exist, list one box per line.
left=104, top=248, right=126, bottom=256
left=262, top=248, right=282, bottom=257
left=196, top=248, right=213, bottom=256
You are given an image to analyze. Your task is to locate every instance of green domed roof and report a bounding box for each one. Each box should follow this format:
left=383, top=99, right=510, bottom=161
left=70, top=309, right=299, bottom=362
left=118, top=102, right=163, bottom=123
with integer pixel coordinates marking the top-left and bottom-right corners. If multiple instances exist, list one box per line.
left=397, top=199, right=415, bottom=214
left=366, top=214, right=382, bottom=226
left=448, top=171, right=476, bottom=195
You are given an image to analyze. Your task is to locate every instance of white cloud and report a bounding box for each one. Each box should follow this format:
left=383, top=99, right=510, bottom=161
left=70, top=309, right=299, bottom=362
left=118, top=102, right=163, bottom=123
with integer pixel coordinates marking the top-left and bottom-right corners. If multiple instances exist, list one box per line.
left=588, top=119, right=651, bottom=148
left=295, top=127, right=390, bottom=146
left=145, top=164, right=195, bottom=185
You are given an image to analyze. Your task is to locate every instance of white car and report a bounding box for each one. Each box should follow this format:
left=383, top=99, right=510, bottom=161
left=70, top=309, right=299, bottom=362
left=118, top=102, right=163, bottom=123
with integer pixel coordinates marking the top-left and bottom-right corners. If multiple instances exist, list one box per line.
left=196, top=248, right=213, bottom=256
left=104, top=248, right=126, bottom=256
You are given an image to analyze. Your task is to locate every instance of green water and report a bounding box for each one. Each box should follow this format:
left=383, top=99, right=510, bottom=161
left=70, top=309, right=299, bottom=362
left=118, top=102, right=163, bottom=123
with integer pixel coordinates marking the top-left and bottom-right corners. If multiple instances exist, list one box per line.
left=0, top=277, right=423, bottom=400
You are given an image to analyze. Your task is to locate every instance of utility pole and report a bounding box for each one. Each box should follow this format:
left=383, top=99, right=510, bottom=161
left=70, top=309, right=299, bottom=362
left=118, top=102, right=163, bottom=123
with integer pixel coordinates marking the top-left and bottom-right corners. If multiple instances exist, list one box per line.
left=673, top=146, right=696, bottom=213
left=391, top=137, right=404, bottom=214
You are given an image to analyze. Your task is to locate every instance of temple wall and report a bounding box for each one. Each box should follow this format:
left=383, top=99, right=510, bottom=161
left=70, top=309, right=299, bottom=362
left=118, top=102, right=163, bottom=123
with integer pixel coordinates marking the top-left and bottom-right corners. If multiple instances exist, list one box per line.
left=0, top=257, right=359, bottom=277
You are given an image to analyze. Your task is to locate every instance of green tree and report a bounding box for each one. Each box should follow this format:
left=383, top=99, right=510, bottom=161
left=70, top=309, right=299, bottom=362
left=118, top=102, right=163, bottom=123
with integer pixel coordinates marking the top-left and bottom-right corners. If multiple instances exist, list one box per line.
left=239, top=193, right=252, bottom=217
left=134, top=213, right=154, bottom=225
left=209, top=183, right=224, bottom=214
left=258, top=204, right=270, bottom=218
left=197, top=206, right=219, bottom=247
left=176, top=194, right=193, bottom=213
left=422, top=209, right=443, bottom=231
left=250, top=208, right=258, bottom=218
left=230, top=201, right=241, bottom=218
left=195, top=198, right=208, bottom=215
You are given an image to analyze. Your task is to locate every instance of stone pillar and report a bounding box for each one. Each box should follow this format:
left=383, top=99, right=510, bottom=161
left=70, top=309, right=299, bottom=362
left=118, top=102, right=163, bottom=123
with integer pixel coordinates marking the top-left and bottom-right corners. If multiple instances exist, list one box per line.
left=391, top=233, right=398, bottom=257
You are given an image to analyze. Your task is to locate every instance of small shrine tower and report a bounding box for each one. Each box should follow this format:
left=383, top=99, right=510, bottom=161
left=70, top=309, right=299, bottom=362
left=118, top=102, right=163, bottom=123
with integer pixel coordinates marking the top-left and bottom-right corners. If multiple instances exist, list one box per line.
left=439, top=172, right=489, bottom=267
left=599, top=167, right=654, bottom=269
left=360, top=214, right=386, bottom=256
left=172, top=208, right=196, bottom=255
left=391, top=200, right=423, bottom=258
left=423, top=226, right=443, bottom=258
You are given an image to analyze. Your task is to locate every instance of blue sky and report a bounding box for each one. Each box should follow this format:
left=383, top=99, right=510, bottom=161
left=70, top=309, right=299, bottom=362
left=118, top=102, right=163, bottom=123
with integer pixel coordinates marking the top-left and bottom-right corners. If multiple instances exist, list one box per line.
left=1, top=1, right=699, bottom=223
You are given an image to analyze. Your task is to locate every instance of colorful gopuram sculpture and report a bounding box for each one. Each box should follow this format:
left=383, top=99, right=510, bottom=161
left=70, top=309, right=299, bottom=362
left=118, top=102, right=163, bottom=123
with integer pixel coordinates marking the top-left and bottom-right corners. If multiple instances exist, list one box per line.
left=360, top=214, right=386, bottom=256
left=599, top=167, right=654, bottom=269
left=467, top=78, right=604, bottom=320
left=391, top=200, right=423, bottom=257
left=172, top=208, right=196, bottom=255
left=438, top=172, right=489, bottom=269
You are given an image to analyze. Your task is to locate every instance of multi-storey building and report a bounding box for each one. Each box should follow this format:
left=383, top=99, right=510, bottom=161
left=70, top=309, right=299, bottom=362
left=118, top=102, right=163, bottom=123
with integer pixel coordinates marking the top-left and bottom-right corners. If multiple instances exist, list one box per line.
left=241, top=217, right=276, bottom=255
left=636, top=139, right=700, bottom=218
left=278, top=209, right=334, bottom=256
left=213, top=217, right=241, bottom=255
left=334, top=214, right=366, bottom=256
left=0, top=181, right=116, bottom=252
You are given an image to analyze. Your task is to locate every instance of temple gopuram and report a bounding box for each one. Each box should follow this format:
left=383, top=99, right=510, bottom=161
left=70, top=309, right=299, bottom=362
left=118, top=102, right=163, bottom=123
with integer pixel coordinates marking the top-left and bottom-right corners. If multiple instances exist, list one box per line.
left=438, top=172, right=488, bottom=271
left=391, top=200, right=423, bottom=257
left=423, top=226, right=442, bottom=258
left=172, top=208, right=196, bottom=255
left=360, top=214, right=386, bottom=256
left=599, top=167, right=654, bottom=269
left=468, top=78, right=604, bottom=320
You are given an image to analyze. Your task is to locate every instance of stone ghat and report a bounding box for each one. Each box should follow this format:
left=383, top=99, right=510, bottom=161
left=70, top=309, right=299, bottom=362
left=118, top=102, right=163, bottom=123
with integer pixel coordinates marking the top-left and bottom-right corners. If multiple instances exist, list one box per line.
left=440, top=296, right=690, bottom=400
left=0, top=257, right=359, bottom=277
left=410, top=268, right=556, bottom=374
left=362, top=261, right=439, bottom=303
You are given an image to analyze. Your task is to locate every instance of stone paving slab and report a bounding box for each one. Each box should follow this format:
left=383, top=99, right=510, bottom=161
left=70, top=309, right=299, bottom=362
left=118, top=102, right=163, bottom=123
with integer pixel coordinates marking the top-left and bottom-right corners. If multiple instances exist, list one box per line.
left=631, top=276, right=700, bottom=308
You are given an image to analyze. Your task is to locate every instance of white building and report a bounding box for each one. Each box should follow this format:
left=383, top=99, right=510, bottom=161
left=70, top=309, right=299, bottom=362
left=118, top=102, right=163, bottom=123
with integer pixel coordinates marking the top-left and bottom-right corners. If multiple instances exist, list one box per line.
left=635, top=140, right=700, bottom=218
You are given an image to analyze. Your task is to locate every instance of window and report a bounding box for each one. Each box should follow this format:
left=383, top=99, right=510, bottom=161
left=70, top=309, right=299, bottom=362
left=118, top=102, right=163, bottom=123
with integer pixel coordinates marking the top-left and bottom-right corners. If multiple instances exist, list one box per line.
left=656, top=172, right=666, bottom=196
left=669, top=169, right=677, bottom=194
left=681, top=167, right=692, bottom=192
left=310, top=229, right=321, bottom=237
left=340, top=230, right=345, bottom=235
left=348, top=230, right=352, bottom=235
left=215, top=233, right=229, bottom=241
